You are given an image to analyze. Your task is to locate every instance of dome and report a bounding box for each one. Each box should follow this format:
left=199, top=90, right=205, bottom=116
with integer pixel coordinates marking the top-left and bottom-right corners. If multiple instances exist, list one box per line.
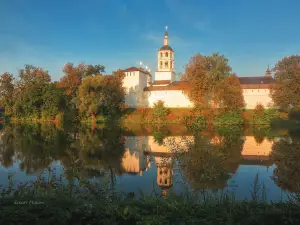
left=159, top=45, right=174, bottom=51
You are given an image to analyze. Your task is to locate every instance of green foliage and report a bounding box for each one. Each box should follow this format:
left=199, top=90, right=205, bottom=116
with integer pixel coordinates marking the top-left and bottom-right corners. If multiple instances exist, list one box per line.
left=151, top=100, right=170, bottom=123
left=214, top=110, right=244, bottom=125
left=184, top=115, right=207, bottom=131
left=252, top=105, right=279, bottom=125
left=270, top=55, right=300, bottom=110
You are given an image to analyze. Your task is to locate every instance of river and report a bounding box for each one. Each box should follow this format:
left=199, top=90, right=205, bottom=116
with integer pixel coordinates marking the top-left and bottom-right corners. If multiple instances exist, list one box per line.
left=0, top=123, right=299, bottom=201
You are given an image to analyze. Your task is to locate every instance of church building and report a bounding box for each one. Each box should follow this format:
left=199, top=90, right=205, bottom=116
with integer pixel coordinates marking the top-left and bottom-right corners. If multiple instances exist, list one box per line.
left=122, top=27, right=275, bottom=109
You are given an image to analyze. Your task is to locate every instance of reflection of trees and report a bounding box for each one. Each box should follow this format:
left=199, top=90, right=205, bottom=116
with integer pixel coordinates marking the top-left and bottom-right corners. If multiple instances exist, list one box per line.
left=0, top=125, right=15, bottom=168
left=172, top=127, right=244, bottom=190
left=12, top=124, right=71, bottom=174
left=270, top=135, right=300, bottom=193
left=78, top=125, right=125, bottom=174
left=150, top=125, right=171, bottom=146
left=0, top=124, right=125, bottom=185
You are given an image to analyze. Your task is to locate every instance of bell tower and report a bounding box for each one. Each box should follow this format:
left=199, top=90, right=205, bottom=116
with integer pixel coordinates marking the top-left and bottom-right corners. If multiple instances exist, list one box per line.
left=154, top=26, right=176, bottom=83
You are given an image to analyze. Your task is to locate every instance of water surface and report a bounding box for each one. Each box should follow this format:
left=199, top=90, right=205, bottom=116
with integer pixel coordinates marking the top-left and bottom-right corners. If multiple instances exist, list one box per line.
left=0, top=123, right=299, bottom=201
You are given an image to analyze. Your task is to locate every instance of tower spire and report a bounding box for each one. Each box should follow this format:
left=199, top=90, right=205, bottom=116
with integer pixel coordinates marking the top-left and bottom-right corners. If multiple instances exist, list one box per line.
left=265, top=65, right=272, bottom=77
left=164, top=26, right=169, bottom=46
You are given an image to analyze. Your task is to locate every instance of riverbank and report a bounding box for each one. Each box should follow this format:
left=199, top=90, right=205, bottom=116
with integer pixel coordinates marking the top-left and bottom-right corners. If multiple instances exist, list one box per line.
left=1, top=181, right=300, bottom=225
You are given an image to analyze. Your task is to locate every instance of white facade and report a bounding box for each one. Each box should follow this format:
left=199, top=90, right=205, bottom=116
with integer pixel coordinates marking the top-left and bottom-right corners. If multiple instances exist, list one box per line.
left=154, top=71, right=176, bottom=82
left=146, top=90, right=193, bottom=107
left=123, top=69, right=151, bottom=108
left=243, top=89, right=273, bottom=109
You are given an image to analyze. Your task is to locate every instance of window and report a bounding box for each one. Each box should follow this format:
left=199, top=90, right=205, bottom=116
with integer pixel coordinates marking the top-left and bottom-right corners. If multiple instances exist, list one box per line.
left=160, top=61, right=163, bottom=68
left=160, top=52, right=163, bottom=57
left=165, top=52, right=168, bottom=57
left=165, top=61, right=168, bottom=68
left=165, top=179, right=168, bottom=185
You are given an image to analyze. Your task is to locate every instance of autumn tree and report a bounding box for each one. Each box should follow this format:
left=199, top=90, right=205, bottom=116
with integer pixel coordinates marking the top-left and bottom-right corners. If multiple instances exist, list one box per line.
left=57, top=62, right=85, bottom=96
left=270, top=55, right=300, bottom=110
left=215, top=74, right=245, bottom=110
left=0, top=72, right=15, bottom=116
left=18, top=64, right=51, bottom=87
left=182, top=52, right=244, bottom=110
left=182, top=53, right=209, bottom=107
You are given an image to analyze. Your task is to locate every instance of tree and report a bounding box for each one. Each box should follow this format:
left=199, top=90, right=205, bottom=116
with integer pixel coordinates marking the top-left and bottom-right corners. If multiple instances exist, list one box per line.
left=84, top=64, right=105, bottom=77
left=57, top=62, right=85, bottom=96
left=18, top=64, right=51, bottom=86
left=151, top=100, right=170, bottom=124
left=270, top=55, right=300, bottom=110
left=182, top=53, right=209, bottom=107
left=182, top=52, right=243, bottom=110
left=77, top=71, right=125, bottom=121
left=41, top=83, right=67, bottom=120
left=0, top=72, right=15, bottom=116
left=215, top=74, right=245, bottom=110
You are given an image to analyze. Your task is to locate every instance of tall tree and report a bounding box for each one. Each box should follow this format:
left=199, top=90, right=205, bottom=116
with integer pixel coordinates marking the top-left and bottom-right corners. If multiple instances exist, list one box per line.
left=215, top=74, right=245, bottom=110
left=182, top=52, right=244, bottom=110
left=0, top=72, right=15, bottom=115
left=270, top=55, right=300, bottom=110
left=182, top=53, right=209, bottom=107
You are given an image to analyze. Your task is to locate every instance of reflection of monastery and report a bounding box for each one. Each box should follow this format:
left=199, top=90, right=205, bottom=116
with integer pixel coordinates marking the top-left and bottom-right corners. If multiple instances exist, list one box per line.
left=121, top=135, right=274, bottom=194
left=121, top=27, right=275, bottom=109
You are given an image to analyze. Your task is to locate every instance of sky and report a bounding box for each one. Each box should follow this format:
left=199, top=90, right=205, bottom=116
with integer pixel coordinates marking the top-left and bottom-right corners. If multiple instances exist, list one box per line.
left=1, top=0, right=300, bottom=81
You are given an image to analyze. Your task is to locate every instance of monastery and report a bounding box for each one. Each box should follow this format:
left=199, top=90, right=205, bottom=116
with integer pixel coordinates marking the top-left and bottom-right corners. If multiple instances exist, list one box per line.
left=121, top=27, right=275, bottom=109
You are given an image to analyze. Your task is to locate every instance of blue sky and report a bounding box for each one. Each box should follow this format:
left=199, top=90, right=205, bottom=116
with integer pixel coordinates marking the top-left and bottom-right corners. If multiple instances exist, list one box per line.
left=1, top=0, right=300, bottom=81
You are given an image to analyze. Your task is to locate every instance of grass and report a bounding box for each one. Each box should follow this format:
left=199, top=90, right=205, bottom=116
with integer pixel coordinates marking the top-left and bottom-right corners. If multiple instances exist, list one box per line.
left=1, top=170, right=300, bottom=224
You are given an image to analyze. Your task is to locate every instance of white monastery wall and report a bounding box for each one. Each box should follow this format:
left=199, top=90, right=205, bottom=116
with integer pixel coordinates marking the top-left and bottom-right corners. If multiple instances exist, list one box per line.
left=242, top=89, right=273, bottom=109
left=147, top=90, right=193, bottom=108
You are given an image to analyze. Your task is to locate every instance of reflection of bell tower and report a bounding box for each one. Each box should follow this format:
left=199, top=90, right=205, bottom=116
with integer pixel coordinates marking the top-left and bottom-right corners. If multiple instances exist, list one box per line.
left=156, top=157, right=174, bottom=196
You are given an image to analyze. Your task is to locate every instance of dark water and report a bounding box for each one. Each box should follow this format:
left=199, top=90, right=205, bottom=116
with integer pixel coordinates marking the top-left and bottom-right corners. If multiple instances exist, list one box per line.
left=0, top=123, right=299, bottom=201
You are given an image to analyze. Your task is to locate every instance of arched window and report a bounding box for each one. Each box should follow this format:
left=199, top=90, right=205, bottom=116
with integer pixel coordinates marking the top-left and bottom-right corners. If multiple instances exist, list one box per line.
left=160, top=61, right=163, bottom=68
left=160, top=52, right=163, bottom=57
left=165, top=179, right=168, bottom=185
left=165, top=52, right=168, bottom=57
left=165, top=61, right=168, bottom=68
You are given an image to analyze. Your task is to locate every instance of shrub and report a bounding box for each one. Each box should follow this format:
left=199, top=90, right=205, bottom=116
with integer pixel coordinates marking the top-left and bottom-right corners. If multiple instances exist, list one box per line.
left=214, top=110, right=244, bottom=125
left=151, top=100, right=170, bottom=123
left=252, top=105, right=279, bottom=125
